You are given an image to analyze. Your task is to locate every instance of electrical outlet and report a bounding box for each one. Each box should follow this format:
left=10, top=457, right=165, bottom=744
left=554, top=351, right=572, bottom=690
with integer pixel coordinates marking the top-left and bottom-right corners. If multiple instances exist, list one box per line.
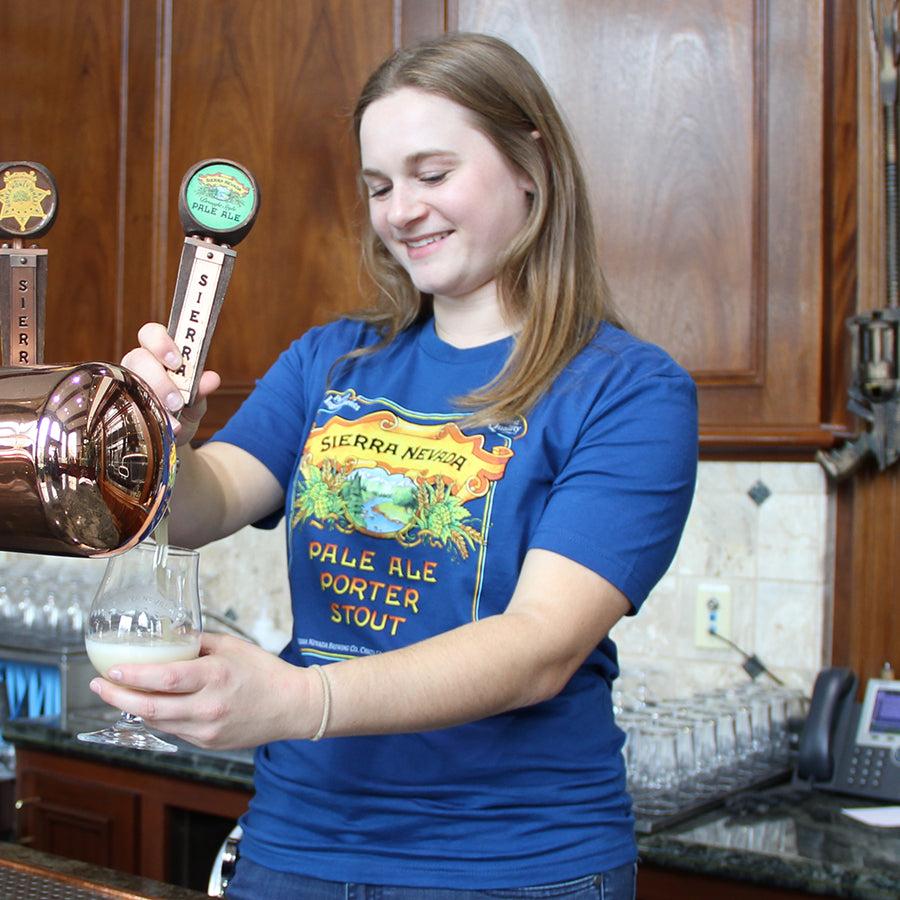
left=695, top=584, right=732, bottom=649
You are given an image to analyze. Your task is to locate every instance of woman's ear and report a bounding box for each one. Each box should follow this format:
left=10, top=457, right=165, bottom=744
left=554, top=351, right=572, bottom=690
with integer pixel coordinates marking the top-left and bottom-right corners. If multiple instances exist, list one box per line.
left=518, top=131, right=542, bottom=194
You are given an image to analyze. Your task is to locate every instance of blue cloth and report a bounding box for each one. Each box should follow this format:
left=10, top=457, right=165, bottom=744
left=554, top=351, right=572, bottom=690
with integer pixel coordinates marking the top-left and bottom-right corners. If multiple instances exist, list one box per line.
left=0, top=660, right=60, bottom=719
left=225, top=855, right=637, bottom=899
left=213, top=317, right=697, bottom=889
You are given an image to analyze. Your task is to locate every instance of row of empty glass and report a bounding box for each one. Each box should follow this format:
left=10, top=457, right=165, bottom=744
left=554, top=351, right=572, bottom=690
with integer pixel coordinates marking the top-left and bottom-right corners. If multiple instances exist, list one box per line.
left=617, top=679, right=808, bottom=828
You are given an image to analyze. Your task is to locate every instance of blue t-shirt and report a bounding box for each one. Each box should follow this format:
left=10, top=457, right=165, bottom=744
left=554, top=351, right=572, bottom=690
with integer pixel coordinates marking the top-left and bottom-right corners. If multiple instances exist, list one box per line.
left=212, top=316, right=697, bottom=888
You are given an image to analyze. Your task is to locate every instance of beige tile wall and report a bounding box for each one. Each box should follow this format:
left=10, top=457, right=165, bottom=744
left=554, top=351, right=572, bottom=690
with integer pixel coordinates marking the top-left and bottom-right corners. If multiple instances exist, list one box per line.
left=194, top=461, right=833, bottom=698
left=611, top=462, right=832, bottom=703
left=3, top=462, right=833, bottom=697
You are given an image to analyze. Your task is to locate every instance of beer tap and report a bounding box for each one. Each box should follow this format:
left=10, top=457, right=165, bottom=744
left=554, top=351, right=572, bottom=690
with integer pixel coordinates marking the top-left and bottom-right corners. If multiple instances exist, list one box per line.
left=0, top=161, right=58, bottom=367
left=817, top=3, right=900, bottom=480
left=0, top=159, right=258, bottom=557
left=167, top=159, right=260, bottom=408
left=152, top=158, right=260, bottom=549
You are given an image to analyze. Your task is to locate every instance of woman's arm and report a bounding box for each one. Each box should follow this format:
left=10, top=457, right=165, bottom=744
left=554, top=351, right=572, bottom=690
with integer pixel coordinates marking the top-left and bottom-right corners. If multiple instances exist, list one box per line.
left=165, top=442, right=282, bottom=548
left=322, top=548, right=629, bottom=736
left=121, top=323, right=284, bottom=547
left=89, top=548, right=630, bottom=749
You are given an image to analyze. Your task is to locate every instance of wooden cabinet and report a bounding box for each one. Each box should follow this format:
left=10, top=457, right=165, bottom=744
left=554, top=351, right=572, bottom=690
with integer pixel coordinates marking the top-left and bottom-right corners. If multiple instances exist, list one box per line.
left=0, top=0, right=398, bottom=437
left=14, top=746, right=250, bottom=889
left=0, top=0, right=854, bottom=453
left=17, top=764, right=138, bottom=873
left=448, top=0, right=854, bottom=455
left=638, top=865, right=820, bottom=899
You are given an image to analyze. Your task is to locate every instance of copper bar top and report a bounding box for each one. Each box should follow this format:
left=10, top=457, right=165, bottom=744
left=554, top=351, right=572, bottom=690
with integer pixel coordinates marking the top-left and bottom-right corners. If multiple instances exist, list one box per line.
left=0, top=841, right=204, bottom=899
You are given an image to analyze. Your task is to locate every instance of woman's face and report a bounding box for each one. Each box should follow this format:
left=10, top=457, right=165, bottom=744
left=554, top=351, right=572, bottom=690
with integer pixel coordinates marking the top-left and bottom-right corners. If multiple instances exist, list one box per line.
left=359, top=87, right=534, bottom=310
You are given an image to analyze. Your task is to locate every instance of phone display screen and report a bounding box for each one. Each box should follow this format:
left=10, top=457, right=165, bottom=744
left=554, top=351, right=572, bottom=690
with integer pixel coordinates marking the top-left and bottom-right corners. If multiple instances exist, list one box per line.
left=870, top=688, right=900, bottom=735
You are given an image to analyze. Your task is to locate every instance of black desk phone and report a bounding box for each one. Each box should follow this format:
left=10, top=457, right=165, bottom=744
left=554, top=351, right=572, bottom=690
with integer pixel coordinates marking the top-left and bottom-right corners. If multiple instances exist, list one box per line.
left=793, top=667, right=900, bottom=802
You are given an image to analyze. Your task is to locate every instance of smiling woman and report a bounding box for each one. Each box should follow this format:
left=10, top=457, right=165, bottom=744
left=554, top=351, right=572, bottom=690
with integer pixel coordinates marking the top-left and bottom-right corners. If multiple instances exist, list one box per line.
left=116, top=31, right=698, bottom=900
left=360, top=89, right=534, bottom=325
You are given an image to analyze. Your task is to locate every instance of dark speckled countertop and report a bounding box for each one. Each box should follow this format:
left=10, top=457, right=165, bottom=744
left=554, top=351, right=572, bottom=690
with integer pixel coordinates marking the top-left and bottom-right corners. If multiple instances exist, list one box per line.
left=5, top=717, right=900, bottom=899
left=4, top=714, right=255, bottom=789
left=638, top=786, right=900, bottom=899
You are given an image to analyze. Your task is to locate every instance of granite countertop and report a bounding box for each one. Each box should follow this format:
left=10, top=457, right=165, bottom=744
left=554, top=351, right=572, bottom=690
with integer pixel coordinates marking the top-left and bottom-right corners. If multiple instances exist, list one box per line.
left=639, top=786, right=900, bottom=899
left=5, top=717, right=900, bottom=899
left=3, top=715, right=255, bottom=790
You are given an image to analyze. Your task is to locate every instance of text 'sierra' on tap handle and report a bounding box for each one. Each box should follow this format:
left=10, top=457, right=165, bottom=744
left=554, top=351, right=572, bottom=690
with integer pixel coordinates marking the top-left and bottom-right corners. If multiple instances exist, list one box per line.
left=167, top=159, right=260, bottom=408
left=0, top=161, right=59, bottom=367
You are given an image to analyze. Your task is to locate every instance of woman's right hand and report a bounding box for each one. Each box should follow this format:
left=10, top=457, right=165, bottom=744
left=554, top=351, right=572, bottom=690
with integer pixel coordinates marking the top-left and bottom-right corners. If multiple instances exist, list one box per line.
left=121, top=323, right=222, bottom=446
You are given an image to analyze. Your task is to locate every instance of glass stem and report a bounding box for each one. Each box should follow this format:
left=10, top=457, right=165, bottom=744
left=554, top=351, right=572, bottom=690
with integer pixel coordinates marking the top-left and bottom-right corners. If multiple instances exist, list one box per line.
left=116, top=711, right=145, bottom=731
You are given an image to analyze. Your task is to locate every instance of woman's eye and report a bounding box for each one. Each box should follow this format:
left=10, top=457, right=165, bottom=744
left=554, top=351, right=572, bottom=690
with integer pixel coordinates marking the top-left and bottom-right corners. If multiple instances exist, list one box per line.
left=368, top=185, right=390, bottom=199
left=420, top=172, right=447, bottom=185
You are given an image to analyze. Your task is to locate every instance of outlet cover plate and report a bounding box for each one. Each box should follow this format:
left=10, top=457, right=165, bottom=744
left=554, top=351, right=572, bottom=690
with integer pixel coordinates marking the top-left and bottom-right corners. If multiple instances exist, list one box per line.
left=695, top=584, right=732, bottom=649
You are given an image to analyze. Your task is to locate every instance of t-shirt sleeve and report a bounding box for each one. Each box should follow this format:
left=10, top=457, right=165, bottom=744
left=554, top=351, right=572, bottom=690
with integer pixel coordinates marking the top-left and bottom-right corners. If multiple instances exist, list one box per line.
left=209, top=333, right=314, bottom=503
left=529, top=369, right=698, bottom=612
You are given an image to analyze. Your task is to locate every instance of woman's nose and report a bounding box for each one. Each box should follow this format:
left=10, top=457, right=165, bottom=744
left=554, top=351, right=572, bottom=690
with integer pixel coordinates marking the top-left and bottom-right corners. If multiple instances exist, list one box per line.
left=385, top=185, right=426, bottom=229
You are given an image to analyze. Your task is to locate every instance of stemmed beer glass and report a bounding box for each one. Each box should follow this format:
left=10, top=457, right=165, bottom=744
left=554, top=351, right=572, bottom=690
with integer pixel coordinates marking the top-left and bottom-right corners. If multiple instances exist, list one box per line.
left=77, top=542, right=201, bottom=753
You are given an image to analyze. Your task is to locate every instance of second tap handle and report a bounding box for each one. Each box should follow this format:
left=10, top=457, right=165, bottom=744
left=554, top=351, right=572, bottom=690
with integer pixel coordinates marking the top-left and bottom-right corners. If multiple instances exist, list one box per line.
left=167, top=159, right=259, bottom=407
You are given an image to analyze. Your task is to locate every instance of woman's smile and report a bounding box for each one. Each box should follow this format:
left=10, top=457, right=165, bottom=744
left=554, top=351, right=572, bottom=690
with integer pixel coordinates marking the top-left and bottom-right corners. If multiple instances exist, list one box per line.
left=402, top=230, right=454, bottom=259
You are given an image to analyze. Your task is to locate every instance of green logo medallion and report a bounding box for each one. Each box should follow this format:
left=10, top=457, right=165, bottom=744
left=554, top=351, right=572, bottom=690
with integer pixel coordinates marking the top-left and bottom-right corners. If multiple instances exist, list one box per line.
left=184, top=162, right=255, bottom=232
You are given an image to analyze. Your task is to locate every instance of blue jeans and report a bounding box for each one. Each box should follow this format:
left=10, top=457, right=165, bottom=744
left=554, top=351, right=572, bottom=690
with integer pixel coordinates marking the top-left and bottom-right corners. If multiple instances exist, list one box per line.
left=224, top=856, right=637, bottom=899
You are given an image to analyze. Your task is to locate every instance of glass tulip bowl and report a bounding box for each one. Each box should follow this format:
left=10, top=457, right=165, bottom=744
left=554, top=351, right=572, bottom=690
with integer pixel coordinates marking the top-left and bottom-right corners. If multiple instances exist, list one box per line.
left=77, top=542, right=201, bottom=753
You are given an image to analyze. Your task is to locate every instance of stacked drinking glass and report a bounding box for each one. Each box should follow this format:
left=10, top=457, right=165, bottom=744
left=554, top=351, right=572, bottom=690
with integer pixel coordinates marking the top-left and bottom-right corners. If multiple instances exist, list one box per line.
left=616, top=681, right=808, bottom=821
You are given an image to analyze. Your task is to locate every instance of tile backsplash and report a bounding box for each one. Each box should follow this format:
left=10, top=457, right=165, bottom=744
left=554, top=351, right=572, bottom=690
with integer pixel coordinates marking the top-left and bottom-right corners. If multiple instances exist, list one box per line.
left=162, top=460, right=834, bottom=703
left=1, top=462, right=832, bottom=702
left=611, top=461, right=831, bottom=703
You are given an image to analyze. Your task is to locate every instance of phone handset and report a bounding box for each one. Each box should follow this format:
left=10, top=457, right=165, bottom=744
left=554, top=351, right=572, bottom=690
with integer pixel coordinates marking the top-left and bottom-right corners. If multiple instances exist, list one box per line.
left=796, top=667, right=857, bottom=782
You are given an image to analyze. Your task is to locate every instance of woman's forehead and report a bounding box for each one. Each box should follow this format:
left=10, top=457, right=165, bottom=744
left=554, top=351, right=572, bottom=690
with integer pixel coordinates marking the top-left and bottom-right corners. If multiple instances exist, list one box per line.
left=359, top=89, right=487, bottom=168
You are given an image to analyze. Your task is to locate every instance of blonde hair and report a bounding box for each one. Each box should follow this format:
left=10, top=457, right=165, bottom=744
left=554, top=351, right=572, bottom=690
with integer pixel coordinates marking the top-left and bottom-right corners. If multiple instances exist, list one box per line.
left=349, top=32, right=622, bottom=426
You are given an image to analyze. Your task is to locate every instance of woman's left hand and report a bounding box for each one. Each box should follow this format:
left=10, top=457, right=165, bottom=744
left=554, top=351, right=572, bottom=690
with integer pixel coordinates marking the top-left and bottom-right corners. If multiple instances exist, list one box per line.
left=89, top=633, right=318, bottom=750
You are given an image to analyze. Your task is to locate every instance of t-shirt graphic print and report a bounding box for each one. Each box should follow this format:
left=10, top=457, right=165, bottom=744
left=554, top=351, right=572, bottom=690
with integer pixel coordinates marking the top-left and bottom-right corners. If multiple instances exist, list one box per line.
left=289, top=388, right=520, bottom=660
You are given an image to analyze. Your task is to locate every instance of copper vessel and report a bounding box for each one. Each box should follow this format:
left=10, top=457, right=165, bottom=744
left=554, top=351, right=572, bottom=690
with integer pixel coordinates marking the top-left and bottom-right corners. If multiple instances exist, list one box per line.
left=0, top=363, right=174, bottom=557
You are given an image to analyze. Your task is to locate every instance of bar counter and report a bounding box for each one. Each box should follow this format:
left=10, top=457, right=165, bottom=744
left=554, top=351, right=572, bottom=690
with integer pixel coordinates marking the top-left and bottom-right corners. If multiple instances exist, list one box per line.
left=4, top=717, right=900, bottom=899
left=0, top=840, right=204, bottom=898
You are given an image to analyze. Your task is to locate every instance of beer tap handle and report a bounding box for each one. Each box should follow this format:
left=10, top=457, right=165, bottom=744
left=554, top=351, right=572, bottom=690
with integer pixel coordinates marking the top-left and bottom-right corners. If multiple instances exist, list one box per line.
left=877, top=8, right=900, bottom=308
left=0, top=161, right=58, bottom=367
left=166, top=159, right=260, bottom=409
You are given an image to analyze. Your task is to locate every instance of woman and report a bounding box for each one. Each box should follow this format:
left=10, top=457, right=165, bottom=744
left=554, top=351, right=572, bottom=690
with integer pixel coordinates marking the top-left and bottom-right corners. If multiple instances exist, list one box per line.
left=100, top=32, right=698, bottom=899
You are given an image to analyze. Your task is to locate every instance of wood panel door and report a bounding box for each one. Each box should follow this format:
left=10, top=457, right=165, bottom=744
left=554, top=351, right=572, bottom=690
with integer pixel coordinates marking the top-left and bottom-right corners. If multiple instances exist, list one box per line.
left=448, top=0, right=839, bottom=454
left=15, top=746, right=251, bottom=884
left=0, top=0, right=130, bottom=367
left=17, top=767, right=139, bottom=873
left=0, top=0, right=399, bottom=438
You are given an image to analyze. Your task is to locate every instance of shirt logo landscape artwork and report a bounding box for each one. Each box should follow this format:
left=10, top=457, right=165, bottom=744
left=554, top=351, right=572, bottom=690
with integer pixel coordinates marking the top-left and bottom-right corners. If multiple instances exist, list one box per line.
left=291, top=391, right=524, bottom=655
left=292, top=398, right=514, bottom=560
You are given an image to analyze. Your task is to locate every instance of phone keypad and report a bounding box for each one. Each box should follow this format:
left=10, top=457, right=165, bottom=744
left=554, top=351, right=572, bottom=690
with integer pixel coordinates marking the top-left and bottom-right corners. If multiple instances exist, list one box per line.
left=846, top=747, right=888, bottom=789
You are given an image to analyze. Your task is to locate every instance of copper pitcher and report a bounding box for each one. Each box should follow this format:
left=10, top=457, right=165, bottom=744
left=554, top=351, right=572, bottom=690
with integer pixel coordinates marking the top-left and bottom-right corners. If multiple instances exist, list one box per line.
left=0, top=363, right=175, bottom=556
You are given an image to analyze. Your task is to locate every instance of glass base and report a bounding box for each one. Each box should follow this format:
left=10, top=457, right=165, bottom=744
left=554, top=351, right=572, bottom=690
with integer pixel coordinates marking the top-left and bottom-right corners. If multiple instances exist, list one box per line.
left=77, top=714, right=178, bottom=753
